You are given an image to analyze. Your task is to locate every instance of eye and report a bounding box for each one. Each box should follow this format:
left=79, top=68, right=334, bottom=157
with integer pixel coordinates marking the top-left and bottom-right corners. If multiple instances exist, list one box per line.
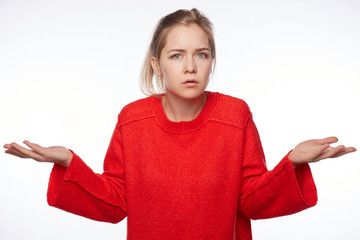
left=197, top=52, right=209, bottom=59
left=169, top=53, right=181, bottom=59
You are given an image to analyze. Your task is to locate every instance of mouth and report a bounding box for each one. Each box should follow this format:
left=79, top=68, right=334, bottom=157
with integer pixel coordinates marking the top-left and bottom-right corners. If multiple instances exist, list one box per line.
left=182, top=79, right=199, bottom=84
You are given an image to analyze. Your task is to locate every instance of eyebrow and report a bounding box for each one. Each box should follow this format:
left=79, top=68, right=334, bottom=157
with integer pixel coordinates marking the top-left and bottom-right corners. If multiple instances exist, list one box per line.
left=167, top=48, right=211, bottom=53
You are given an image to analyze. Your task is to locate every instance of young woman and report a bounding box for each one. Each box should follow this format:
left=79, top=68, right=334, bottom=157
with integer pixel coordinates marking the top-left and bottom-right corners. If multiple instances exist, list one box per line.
left=3, top=8, right=356, bottom=240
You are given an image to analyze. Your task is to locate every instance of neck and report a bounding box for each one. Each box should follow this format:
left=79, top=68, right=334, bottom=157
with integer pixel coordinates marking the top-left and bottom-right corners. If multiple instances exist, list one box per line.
left=162, top=91, right=207, bottom=122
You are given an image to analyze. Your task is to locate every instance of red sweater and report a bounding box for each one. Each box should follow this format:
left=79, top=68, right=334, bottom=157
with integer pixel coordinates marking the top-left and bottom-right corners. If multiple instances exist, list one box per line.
left=47, top=90, right=317, bottom=240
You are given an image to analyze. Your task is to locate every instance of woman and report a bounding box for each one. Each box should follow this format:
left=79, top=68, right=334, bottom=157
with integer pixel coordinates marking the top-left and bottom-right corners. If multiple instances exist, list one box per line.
left=3, top=8, right=356, bottom=240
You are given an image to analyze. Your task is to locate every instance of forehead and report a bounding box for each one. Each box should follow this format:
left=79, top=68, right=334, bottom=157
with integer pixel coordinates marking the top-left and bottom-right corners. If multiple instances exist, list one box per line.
left=163, top=24, right=209, bottom=51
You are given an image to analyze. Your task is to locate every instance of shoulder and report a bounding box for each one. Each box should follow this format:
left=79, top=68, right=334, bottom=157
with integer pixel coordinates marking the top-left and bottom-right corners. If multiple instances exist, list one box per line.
left=117, top=96, right=154, bottom=126
left=211, top=92, right=252, bottom=129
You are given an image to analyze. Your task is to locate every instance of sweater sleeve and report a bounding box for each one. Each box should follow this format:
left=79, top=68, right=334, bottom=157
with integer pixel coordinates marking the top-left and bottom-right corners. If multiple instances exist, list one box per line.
left=47, top=120, right=127, bottom=223
left=237, top=114, right=318, bottom=220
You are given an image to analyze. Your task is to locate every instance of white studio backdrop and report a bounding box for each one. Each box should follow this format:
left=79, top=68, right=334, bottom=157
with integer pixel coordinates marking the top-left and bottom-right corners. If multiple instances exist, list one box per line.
left=0, top=0, right=359, bottom=239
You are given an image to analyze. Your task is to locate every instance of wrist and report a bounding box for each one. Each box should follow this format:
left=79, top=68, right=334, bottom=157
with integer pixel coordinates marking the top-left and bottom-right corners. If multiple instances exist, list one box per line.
left=56, top=150, right=73, bottom=167
left=288, top=150, right=302, bottom=167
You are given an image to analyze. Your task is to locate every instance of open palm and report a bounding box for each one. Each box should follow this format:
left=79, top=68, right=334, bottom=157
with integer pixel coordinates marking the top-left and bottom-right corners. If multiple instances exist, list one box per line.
left=3, top=140, right=72, bottom=167
left=289, top=136, right=356, bottom=164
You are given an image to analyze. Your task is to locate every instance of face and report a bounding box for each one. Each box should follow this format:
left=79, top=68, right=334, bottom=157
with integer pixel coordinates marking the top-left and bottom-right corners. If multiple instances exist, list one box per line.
left=151, top=24, right=214, bottom=100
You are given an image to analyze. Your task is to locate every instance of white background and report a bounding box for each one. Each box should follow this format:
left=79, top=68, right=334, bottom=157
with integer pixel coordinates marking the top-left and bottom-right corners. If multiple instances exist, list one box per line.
left=1, top=0, right=359, bottom=239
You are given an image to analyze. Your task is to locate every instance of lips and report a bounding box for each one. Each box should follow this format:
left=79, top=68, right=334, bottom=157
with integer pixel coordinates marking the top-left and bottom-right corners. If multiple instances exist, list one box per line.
left=183, top=79, right=199, bottom=84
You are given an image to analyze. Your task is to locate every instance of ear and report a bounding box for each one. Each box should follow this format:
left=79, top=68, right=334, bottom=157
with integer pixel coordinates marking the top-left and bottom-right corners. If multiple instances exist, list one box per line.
left=150, top=56, right=162, bottom=76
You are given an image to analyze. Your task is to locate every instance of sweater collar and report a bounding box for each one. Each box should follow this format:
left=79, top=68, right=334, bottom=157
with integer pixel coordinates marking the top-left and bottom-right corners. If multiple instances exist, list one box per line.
left=150, top=90, right=218, bottom=134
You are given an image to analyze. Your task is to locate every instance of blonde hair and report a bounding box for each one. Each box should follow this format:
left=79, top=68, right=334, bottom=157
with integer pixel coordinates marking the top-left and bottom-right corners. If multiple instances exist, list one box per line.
left=139, top=8, right=216, bottom=97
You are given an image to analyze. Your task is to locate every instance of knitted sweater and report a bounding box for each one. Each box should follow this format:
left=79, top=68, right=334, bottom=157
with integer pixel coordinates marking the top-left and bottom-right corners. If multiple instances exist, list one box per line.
left=47, top=90, right=317, bottom=240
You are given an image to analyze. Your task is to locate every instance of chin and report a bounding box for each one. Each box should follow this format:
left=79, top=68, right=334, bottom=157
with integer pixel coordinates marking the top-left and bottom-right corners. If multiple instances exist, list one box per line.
left=168, top=88, right=206, bottom=100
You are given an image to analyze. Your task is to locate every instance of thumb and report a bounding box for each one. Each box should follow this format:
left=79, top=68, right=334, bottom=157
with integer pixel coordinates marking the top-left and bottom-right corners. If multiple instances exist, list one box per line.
left=316, top=136, right=338, bottom=145
left=23, top=140, right=45, bottom=155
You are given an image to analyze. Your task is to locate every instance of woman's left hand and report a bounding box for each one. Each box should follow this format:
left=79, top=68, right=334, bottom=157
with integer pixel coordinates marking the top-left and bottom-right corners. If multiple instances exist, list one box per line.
left=288, top=136, right=357, bottom=164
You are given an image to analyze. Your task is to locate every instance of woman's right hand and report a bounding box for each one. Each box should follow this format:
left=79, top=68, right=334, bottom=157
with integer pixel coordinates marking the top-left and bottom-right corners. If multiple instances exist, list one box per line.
left=3, top=140, right=73, bottom=167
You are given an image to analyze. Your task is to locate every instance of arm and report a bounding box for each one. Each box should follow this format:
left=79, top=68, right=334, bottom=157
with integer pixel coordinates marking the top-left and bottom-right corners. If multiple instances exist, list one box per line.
left=3, top=116, right=128, bottom=223
left=47, top=120, right=127, bottom=223
left=238, top=114, right=317, bottom=220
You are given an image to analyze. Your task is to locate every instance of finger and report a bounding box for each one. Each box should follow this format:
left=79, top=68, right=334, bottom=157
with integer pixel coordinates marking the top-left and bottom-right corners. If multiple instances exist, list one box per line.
left=316, top=136, right=338, bottom=145
left=4, top=144, right=23, bottom=154
left=3, top=143, right=11, bottom=149
left=316, top=145, right=346, bottom=161
left=5, top=149, right=29, bottom=158
left=10, top=142, right=46, bottom=162
left=328, top=147, right=357, bottom=158
left=23, top=140, right=45, bottom=155
left=311, top=143, right=331, bottom=160
left=3, top=143, right=19, bottom=151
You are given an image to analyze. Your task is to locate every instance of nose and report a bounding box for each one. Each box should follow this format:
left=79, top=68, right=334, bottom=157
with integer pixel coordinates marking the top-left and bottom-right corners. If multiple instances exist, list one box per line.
left=184, top=56, right=197, bottom=74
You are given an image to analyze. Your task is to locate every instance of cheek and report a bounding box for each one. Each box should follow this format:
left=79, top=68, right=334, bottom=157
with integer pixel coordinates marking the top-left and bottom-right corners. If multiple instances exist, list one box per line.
left=198, top=61, right=213, bottom=74
left=161, top=62, right=181, bottom=77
